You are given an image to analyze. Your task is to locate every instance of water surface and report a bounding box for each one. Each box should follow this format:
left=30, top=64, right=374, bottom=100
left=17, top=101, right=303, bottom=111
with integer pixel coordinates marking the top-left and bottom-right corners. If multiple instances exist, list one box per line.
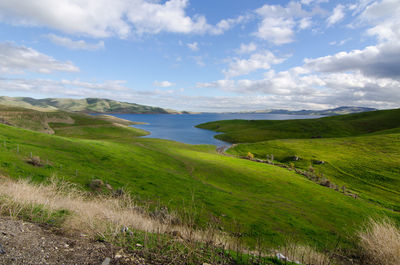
left=109, top=113, right=322, bottom=146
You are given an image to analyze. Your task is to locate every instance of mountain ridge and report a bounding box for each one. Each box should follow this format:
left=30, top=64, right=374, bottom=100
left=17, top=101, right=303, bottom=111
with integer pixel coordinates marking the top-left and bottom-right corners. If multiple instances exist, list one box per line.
left=229, top=106, right=377, bottom=116
left=0, top=96, right=186, bottom=114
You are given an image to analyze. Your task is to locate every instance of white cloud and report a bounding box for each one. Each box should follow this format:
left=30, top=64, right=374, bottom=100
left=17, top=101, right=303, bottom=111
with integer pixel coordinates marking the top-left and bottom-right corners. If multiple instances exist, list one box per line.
left=47, top=34, right=105, bottom=51
left=299, top=17, right=312, bottom=30
left=358, top=0, right=400, bottom=43
left=223, top=51, right=287, bottom=78
left=0, top=42, right=79, bottom=74
left=153, top=80, right=175, bottom=87
left=0, top=0, right=241, bottom=38
left=236, top=43, right=257, bottom=54
left=327, top=4, right=345, bottom=27
left=209, top=14, right=251, bottom=35
left=305, top=42, right=400, bottom=79
left=187, top=42, right=199, bottom=51
left=254, top=2, right=312, bottom=45
left=198, top=67, right=400, bottom=110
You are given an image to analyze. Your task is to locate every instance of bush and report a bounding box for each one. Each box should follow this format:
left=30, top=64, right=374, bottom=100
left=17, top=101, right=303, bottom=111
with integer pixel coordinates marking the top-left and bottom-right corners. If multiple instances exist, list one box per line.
left=246, top=152, right=254, bottom=160
left=358, top=218, right=400, bottom=265
left=27, top=156, right=42, bottom=167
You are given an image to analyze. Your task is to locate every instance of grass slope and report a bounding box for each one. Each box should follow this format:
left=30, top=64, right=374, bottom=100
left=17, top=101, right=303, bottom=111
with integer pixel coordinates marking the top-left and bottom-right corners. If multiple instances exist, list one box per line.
left=197, top=108, right=400, bottom=143
left=0, top=111, right=398, bottom=250
left=0, top=96, right=177, bottom=114
left=229, top=134, right=400, bottom=211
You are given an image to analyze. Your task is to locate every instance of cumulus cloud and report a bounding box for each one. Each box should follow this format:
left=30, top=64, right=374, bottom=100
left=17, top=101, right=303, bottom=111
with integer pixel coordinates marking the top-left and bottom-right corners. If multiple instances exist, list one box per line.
left=326, top=4, right=345, bottom=27
left=0, top=42, right=79, bottom=74
left=187, top=42, right=199, bottom=51
left=305, top=39, right=400, bottom=79
left=47, top=34, right=105, bottom=51
left=254, top=2, right=311, bottom=45
left=223, top=50, right=287, bottom=78
left=153, top=80, right=175, bottom=87
left=0, top=0, right=241, bottom=38
left=358, top=0, right=400, bottom=42
left=198, top=67, right=400, bottom=110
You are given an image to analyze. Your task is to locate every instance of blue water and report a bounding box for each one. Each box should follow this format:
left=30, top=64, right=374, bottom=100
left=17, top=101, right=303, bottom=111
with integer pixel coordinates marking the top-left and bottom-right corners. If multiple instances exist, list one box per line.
left=108, top=113, right=322, bottom=146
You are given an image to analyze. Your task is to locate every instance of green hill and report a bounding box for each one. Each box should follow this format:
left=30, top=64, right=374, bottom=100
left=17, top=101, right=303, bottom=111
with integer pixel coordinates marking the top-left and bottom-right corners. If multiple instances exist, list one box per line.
left=0, top=105, right=147, bottom=137
left=0, top=107, right=396, bottom=251
left=197, top=108, right=400, bottom=143
left=198, top=108, right=400, bottom=212
left=0, top=96, right=178, bottom=114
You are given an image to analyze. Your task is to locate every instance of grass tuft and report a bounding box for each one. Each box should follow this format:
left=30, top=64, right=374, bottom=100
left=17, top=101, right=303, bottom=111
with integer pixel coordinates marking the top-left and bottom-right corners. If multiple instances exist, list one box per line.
left=358, top=218, right=400, bottom=265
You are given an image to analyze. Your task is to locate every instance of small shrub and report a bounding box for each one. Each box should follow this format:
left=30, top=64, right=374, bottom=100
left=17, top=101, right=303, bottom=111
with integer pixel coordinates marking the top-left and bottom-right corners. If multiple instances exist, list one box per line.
left=246, top=152, right=254, bottom=160
left=358, top=218, right=400, bottom=265
left=89, top=179, right=104, bottom=191
left=319, top=178, right=331, bottom=187
left=27, top=156, right=42, bottom=167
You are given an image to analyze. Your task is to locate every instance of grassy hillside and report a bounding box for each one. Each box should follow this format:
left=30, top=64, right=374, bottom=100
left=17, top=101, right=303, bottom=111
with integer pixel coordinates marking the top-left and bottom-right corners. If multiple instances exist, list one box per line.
left=0, top=96, right=178, bottom=114
left=0, top=109, right=397, bottom=251
left=228, top=134, right=400, bottom=211
left=0, top=105, right=147, bottom=138
left=197, top=108, right=400, bottom=143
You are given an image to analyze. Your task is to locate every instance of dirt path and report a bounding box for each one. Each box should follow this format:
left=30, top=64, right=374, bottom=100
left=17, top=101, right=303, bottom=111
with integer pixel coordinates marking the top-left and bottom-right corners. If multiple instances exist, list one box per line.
left=0, top=217, right=143, bottom=265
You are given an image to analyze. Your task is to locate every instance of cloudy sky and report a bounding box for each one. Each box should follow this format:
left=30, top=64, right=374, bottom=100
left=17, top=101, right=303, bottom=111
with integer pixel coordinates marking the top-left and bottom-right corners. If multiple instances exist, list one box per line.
left=0, top=0, right=399, bottom=111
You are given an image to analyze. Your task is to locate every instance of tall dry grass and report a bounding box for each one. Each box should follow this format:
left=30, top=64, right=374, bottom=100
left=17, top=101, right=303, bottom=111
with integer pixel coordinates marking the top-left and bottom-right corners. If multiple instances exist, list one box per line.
left=358, top=217, right=400, bottom=265
left=0, top=176, right=229, bottom=246
left=279, top=243, right=332, bottom=265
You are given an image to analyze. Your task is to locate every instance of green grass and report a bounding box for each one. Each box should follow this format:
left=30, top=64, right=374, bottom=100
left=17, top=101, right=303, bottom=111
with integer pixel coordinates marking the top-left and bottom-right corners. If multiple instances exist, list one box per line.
left=228, top=133, right=400, bottom=212
left=0, top=116, right=398, bottom=251
left=196, top=108, right=400, bottom=143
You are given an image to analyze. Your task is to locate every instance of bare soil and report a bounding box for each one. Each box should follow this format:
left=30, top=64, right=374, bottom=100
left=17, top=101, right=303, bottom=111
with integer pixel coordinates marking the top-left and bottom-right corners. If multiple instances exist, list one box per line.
left=0, top=217, right=145, bottom=265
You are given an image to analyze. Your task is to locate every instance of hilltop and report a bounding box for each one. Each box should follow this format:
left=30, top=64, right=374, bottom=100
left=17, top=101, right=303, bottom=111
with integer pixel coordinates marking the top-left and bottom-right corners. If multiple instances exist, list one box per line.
left=197, top=108, right=400, bottom=143
left=0, top=96, right=183, bottom=114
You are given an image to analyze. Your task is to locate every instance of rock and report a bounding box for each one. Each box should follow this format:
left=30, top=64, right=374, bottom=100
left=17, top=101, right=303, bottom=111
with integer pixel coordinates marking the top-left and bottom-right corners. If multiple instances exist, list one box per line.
left=0, top=242, right=5, bottom=254
left=276, top=253, right=287, bottom=261
left=101, top=257, right=111, bottom=265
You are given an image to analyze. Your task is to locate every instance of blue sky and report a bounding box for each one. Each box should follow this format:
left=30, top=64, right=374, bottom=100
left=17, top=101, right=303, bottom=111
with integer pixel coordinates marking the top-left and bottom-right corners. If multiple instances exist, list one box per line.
left=0, top=0, right=399, bottom=112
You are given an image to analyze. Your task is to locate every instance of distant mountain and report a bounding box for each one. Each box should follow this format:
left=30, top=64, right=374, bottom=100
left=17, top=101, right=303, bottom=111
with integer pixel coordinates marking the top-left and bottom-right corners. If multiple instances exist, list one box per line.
left=0, top=96, right=183, bottom=114
left=237, top=106, right=377, bottom=116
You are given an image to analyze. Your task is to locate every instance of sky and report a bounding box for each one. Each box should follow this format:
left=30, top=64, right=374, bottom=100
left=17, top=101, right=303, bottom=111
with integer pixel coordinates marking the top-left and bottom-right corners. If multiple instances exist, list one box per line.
left=0, top=0, right=399, bottom=112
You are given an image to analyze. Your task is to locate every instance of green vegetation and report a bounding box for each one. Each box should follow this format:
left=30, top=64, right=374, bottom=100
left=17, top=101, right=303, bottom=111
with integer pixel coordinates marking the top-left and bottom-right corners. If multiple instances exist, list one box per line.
left=198, top=108, right=400, bottom=221
left=228, top=134, right=400, bottom=211
left=197, top=108, right=400, bottom=143
left=0, top=96, right=180, bottom=113
left=0, top=109, right=397, bottom=252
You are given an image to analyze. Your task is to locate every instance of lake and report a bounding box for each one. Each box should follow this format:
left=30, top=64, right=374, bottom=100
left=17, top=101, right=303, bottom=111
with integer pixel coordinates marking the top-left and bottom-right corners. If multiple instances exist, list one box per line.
left=108, top=113, right=323, bottom=146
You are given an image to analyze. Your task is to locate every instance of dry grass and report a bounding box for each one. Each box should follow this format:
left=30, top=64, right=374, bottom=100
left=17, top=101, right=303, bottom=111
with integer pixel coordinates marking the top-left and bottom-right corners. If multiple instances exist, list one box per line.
left=278, top=243, right=331, bottom=265
left=0, top=176, right=229, bottom=246
left=358, top=217, right=400, bottom=265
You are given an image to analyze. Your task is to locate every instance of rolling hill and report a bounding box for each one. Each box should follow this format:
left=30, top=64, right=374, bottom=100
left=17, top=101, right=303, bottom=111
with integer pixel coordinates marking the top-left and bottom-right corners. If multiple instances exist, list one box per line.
left=0, top=96, right=181, bottom=114
left=197, top=108, right=400, bottom=143
left=0, top=106, right=397, bottom=253
left=198, top=108, right=400, bottom=212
